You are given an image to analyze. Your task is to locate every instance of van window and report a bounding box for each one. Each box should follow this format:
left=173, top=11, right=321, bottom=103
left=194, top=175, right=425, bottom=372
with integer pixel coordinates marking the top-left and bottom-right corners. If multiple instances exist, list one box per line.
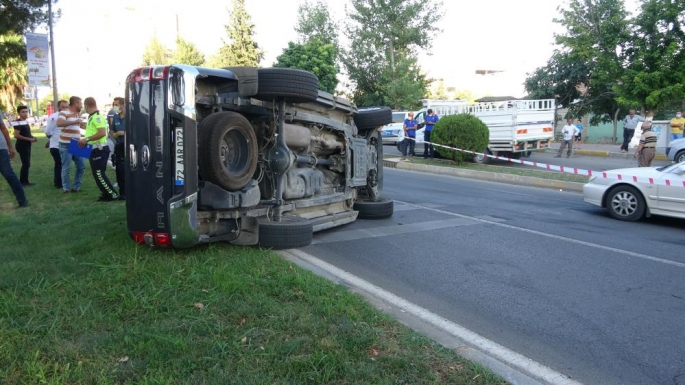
left=392, top=112, right=406, bottom=123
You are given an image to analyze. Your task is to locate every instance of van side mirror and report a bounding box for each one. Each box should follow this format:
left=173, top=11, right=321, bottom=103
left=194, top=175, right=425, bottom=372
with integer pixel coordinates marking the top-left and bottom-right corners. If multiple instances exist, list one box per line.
left=418, top=123, right=425, bottom=129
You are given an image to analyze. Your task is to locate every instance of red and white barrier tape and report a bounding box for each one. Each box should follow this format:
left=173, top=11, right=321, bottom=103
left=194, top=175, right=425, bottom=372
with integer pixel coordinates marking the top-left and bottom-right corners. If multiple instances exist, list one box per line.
left=403, top=138, right=685, bottom=187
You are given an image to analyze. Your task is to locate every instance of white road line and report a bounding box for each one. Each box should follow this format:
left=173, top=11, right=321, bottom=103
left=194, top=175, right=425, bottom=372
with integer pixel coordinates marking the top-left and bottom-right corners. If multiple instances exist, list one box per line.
left=395, top=200, right=685, bottom=269
left=281, top=248, right=583, bottom=385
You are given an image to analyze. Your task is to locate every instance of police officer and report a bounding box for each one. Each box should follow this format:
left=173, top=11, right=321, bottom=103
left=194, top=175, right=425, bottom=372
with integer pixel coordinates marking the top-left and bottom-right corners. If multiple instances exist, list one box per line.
left=78, top=97, right=120, bottom=201
left=109, top=97, right=126, bottom=198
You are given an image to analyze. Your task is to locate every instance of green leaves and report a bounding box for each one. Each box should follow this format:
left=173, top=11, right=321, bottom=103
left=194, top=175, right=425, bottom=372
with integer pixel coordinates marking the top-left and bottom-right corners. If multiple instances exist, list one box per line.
left=343, top=0, right=443, bottom=109
left=173, top=37, right=205, bottom=67
left=275, top=39, right=338, bottom=93
left=431, top=114, right=489, bottom=165
left=141, top=36, right=172, bottom=66
left=208, top=0, right=264, bottom=68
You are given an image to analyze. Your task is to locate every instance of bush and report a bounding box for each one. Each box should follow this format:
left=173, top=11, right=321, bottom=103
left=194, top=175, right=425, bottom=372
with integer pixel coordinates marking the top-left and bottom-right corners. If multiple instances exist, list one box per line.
left=431, top=114, right=490, bottom=164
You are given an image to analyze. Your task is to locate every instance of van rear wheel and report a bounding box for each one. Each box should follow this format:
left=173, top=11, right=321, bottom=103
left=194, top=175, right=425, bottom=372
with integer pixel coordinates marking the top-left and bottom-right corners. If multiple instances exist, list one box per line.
left=198, top=112, right=258, bottom=191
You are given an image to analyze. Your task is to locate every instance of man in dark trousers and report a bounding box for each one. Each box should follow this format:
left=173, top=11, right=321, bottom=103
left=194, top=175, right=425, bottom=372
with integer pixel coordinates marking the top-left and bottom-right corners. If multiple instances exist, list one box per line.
left=78, top=97, right=119, bottom=201
left=401, top=112, right=418, bottom=160
left=423, top=109, right=439, bottom=158
left=0, top=110, right=27, bottom=207
left=109, top=97, right=126, bottom=198
left=12, top=105, right=37, bottom=186
left=620, top=109, right=645, bottom=153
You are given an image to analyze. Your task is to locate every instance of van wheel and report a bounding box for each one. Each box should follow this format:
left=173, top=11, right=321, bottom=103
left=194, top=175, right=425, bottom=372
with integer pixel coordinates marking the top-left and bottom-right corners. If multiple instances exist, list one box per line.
left=354, top=106, right=393, bottom=131
left=353, top=198, right=394, bottom=219
left=255, top=68, right=319, bottom=103
left=198, top=112, right=258, bottom=191
left=258, top=216, right=313, bottom=249
left=605, top=185, right=645, bottom=221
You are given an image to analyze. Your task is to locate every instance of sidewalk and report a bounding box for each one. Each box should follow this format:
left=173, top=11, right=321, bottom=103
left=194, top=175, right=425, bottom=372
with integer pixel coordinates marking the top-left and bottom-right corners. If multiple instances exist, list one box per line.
left=545, top=143, right=668, bottom=161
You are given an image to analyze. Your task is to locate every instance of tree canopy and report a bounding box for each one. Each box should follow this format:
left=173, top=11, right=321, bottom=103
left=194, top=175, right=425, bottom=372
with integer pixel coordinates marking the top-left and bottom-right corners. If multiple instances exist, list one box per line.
left=275, top=39, right=338, bottom=93
left=141, top=36, right=172, bottom=66
left=173, top=37, right=205, bottom=66
left=343, top=0, right=442, bottom=109
left=208, top=0, right=264, bottom=68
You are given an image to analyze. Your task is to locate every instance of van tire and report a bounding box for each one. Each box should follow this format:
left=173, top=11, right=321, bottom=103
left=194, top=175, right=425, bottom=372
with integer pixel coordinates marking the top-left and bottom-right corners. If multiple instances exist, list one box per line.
left=258, top=216, right=313, bottom=249
left=354, top=106, right=393, bottom=131
left=198, top=112, right=258, bottom=191
left=255, top=68, right=319, bottom=103
left=353, top=198, right=394, bottom=219
left=473, top=149, right=492, bottom=164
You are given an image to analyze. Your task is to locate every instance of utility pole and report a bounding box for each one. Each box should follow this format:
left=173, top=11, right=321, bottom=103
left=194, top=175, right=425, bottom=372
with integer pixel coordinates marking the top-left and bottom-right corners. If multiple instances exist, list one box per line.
left=48, top=0, right=58, bottom=111
left=176, top=14, right=179, bottom=39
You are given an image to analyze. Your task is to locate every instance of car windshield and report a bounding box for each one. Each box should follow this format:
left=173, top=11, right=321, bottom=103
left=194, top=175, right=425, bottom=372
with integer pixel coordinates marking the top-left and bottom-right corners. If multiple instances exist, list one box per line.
left=660, top=161, right=685, bottom=173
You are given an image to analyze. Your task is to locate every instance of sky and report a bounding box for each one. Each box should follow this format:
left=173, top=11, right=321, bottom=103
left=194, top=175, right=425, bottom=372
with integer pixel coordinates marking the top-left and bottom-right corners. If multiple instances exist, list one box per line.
left=34, top=0, right=570, bottom=105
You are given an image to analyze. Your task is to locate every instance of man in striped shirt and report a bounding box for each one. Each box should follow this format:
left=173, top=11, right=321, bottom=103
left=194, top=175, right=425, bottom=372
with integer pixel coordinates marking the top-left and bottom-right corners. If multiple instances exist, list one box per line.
left=634, top=121, right=656, bottom=167
left=56, top=96, right=86, bottom=193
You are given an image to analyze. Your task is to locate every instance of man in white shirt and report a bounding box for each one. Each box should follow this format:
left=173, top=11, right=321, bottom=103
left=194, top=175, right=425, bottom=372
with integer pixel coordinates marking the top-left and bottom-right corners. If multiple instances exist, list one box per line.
left=56, top=96, right=86, bottom=193
left=44, top=99, right=69, bottom=189
left=555, top=118, right=580, bottom=158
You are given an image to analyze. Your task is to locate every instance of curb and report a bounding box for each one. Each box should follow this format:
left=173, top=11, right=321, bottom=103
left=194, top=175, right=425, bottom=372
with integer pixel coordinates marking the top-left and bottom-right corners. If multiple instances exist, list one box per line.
left=544, top=148, right=668, bottom=161
left=383, top=159, right=585, bottom=193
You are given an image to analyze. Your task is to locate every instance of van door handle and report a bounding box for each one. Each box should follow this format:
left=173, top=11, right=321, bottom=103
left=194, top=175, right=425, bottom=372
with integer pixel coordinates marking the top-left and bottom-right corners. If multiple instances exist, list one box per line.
left=129, top=144, right=137, bottom=171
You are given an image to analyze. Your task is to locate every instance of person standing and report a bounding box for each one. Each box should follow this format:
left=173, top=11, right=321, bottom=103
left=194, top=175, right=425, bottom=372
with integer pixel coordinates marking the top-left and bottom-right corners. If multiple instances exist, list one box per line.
left=555, top=118, right=579, bottom=158
left=109, top=97, right=126, bottom=198
left=57, top=96, right=87, bottom=193
left=634, top=120, right=656, bottom=167
left=669, top=110, right=684, bottom=142
left=79, top=97, right=119, bottom=201
left=574, top=119, right=583, bottom=150
left=12, top=106, right=37, bottom=186
left=44, top=100, right=69, bottom=189
left=0, top=110, right=27, bottom=207
left=620, top=109, right=645, bottom=152
left=401, top=112, right=418, bottom=160
left=423, top=109, right=439, bottom=159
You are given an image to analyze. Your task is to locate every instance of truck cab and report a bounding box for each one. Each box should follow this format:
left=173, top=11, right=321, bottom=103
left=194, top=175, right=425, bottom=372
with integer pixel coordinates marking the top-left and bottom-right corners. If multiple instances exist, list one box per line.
left=124, top=65, right=393, bottom=249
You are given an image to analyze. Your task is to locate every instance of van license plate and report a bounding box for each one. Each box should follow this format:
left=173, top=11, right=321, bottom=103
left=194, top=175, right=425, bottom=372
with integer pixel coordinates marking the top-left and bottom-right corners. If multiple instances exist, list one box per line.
left=175, top=127, right=184, bottom=186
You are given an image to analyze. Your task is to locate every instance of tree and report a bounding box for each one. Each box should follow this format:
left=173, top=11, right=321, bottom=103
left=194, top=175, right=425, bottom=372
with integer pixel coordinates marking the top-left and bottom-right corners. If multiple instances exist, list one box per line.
left=0, top=34, right=27, bottom=112
left=173, top=37, right=205, bottom=66
left=208, top=0, right=264, bottom=68
left=295, top=0, right=339, bottom=49
left=525, top=0, right=630, bottom=142
left=274, top=39, right=338, bottom=93
left=0, top=0, right=55, bottom=37
left=343, top=0, right=443, bottom=109
left=141, top=36, right=172, bottom=66
left=429, top=79, right=448, bottom=100
left=617, top=0, right=685, bottom=117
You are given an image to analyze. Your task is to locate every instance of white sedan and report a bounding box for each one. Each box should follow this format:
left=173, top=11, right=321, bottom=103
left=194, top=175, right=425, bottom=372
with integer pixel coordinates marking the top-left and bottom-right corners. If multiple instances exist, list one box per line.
left=583, top=162, right=685, bottom=221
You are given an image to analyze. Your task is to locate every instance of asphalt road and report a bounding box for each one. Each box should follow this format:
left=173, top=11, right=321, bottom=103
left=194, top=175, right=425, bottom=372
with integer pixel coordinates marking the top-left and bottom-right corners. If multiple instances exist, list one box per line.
left=383, top=143, right=671, bottom=172
left=302, top=168, right=685, bottom=385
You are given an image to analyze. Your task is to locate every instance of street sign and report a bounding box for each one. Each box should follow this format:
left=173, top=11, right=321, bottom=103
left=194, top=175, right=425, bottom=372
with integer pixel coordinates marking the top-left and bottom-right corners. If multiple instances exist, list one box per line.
left=23, top=87, right=37, bottom=100
left=25, top=33, right=50, bottom=87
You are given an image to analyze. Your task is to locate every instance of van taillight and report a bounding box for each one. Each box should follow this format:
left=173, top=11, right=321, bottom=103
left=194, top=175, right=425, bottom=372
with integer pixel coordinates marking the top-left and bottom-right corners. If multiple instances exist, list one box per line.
left=128, top=66, right=169, bottom=82
left=132, top=232, right=172, bottom=247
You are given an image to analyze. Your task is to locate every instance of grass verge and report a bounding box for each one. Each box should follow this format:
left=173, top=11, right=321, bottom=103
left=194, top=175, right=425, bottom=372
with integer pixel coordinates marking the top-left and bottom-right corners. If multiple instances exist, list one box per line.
left=0, top=131, right=506, bottom=384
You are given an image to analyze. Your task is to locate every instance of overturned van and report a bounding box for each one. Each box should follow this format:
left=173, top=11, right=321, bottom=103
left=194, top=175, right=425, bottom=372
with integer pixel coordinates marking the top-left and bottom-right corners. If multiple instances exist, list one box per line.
left=124, top=65, right=393, bottom=249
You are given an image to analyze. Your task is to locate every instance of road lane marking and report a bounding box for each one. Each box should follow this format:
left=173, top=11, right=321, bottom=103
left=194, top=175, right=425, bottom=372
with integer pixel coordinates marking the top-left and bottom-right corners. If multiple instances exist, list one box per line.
left=394, top=200, right=685, bottom=269
left=312, top=217, right=479, bottom=244
left=281, top=248, right=583, bottom=385
left=386, top=168, right=585, bottom=205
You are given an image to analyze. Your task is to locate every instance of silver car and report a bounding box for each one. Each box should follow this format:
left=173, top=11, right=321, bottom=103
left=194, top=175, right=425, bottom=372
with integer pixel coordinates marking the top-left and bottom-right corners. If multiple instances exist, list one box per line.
left=667, top=137, right=685, bottom=163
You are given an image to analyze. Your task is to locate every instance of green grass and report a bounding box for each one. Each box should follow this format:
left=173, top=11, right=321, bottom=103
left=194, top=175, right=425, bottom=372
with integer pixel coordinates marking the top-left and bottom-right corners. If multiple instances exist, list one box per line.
left=402, top=157, right=590, bottom=184
left=0, top=131, right=506, bottom=384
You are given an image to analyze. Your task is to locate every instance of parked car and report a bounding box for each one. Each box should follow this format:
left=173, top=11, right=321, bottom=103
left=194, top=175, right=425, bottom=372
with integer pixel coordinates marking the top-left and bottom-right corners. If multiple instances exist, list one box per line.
left=380, top=111, right=410, bottom=145
left=583, top=162, right=685, bottom=221
left=667, top=137, right=685, bottom=163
